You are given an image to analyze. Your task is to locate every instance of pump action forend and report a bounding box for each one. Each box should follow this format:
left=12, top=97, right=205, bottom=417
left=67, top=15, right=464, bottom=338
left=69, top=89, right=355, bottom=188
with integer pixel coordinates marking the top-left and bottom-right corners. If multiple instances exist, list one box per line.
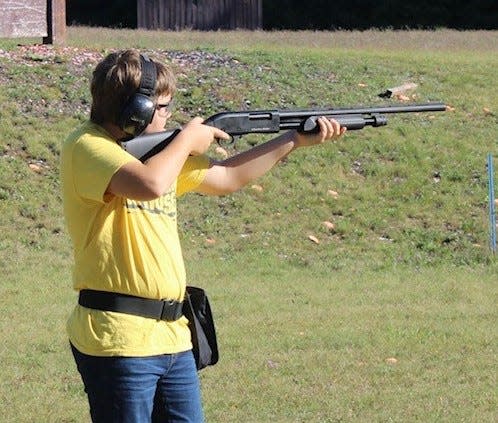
left=121, top=102, right=447, bottom=162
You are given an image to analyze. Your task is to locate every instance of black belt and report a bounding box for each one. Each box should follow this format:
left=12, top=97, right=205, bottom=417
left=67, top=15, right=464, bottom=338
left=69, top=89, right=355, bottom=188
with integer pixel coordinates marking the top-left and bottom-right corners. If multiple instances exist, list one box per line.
left=78, top=289, right=184, bottom=322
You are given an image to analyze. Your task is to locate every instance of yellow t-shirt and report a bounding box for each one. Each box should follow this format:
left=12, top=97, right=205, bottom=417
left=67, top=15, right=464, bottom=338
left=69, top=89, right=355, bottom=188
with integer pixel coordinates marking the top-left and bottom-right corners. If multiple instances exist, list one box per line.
left=61, top=121, right=209, bottom=357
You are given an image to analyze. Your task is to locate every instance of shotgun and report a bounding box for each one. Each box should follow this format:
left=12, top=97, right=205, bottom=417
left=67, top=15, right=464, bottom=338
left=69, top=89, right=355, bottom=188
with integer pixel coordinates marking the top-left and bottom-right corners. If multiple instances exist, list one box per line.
left=121, top=102, right=446, bottom=162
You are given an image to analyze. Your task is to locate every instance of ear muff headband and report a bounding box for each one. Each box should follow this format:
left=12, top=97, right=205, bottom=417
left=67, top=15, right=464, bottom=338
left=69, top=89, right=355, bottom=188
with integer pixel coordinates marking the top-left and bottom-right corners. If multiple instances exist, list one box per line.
left=136, top=54, right=156, bottom=97
left=119, top=54, right=157, bottom=136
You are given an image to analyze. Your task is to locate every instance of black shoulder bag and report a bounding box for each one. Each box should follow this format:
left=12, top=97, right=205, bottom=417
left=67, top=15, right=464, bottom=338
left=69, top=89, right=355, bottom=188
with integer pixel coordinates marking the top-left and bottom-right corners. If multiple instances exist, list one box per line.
left=183, top=286, right=219, bottom=371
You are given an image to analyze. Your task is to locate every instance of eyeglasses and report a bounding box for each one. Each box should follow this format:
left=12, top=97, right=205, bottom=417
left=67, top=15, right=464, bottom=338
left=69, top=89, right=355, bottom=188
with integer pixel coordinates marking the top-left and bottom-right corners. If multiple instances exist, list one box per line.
left=155, top=100, right=174, bottom=117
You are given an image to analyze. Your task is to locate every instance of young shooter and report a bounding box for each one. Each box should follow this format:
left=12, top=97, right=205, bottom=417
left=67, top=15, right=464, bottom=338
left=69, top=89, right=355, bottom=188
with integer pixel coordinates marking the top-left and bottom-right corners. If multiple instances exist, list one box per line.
left=60, top=49, right=346, bottom=422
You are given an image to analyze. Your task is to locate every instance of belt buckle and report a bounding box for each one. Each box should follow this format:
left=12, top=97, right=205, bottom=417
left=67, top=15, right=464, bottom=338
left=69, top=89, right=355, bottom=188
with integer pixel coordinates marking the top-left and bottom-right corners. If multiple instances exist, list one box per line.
left=160, top=299, right=181, bottom=321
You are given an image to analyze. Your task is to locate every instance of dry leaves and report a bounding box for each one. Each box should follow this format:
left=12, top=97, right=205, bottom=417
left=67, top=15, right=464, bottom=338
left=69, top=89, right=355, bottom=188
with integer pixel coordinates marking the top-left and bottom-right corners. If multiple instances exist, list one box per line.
left=0, top=44, right=103, bottom=68
left=266, top=359, right=279, bottom=369
left=308, top=235, right=320, bottom=244
left=28, top=160, right=49, bottom=173
left=393, top=94, right=412, bottom=102
left=323, top=221, right=335, bottom=231
left=327, top=189, right=339, bottom=199
left=29, top=163, right=43, bottom=173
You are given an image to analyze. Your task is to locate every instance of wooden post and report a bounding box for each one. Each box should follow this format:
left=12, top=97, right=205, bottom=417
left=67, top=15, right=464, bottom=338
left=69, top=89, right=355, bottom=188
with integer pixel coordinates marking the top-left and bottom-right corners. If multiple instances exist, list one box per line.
left=43, top=0, right=66, bottom=45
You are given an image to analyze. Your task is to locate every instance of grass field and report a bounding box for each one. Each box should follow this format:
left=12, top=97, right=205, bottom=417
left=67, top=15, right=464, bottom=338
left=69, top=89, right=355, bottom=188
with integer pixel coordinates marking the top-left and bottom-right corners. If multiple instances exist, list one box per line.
left=0, top=28, right=497, bottom=422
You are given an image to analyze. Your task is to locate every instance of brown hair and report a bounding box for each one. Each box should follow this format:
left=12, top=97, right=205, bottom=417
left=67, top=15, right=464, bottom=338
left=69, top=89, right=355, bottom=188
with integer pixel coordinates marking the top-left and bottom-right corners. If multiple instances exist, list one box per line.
left=90, top=49, right=176, bottom=125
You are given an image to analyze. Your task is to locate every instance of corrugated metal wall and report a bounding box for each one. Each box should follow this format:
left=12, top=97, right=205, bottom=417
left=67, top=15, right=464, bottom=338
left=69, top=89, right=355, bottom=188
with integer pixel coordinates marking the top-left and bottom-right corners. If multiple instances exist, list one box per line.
left=137, top=0, right=262, bottom=30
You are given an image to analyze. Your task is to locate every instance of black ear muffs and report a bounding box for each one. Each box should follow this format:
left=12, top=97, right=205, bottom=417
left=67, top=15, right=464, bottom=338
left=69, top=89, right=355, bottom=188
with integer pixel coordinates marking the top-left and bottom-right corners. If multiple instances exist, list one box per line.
left=119, top=54, right=157, bottom=136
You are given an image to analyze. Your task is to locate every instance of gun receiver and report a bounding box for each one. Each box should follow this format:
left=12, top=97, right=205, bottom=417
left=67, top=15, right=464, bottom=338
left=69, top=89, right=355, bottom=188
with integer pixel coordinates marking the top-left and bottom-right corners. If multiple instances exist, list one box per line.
left=121, top=102, right=446, bottom=162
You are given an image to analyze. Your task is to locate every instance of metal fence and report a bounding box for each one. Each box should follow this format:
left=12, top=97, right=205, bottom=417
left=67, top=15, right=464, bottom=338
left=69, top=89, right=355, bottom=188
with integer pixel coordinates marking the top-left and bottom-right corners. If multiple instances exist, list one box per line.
left=137, top=0, right=262, bottom=30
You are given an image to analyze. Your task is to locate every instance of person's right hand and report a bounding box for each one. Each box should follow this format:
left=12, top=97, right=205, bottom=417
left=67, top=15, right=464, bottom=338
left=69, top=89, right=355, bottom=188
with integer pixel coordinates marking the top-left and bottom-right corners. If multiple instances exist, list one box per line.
left=182, top=117, right=230, bottom=155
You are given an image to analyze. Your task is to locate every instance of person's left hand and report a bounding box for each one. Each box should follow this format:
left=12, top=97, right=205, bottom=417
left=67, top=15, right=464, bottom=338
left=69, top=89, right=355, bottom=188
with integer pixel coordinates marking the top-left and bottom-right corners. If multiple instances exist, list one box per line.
left=294, top=117, right=347, bottom=148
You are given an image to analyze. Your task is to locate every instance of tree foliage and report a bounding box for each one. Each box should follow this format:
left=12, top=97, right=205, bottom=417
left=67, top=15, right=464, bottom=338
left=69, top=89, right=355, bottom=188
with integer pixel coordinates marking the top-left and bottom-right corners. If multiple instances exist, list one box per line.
left=263, top=0, right=497, bottom=30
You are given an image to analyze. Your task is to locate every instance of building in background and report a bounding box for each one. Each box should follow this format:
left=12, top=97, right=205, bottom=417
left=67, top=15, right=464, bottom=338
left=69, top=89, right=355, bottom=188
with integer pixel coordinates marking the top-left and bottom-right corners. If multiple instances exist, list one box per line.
left=0, top=0, right=66, bottom=44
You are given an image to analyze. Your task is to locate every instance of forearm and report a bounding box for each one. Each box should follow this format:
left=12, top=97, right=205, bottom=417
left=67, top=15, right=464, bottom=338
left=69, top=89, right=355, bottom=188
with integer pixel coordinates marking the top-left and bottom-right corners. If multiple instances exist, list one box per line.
left=197, top=117, right=345, bottom=196
left=108, top=118, right=227, bottom=201
left=219, top=131, right=299, bottom=189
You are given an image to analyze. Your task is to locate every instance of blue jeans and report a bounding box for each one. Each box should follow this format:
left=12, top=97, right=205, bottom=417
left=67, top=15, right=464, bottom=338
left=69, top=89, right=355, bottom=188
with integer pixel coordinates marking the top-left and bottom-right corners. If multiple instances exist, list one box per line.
left=71, top=344, right=204, bottom=423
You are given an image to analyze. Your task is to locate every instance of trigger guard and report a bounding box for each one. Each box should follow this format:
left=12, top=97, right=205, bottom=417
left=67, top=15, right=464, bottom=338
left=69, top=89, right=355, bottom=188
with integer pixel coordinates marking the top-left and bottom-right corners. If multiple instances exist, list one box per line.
left=217, top=134, right=235, bottom=146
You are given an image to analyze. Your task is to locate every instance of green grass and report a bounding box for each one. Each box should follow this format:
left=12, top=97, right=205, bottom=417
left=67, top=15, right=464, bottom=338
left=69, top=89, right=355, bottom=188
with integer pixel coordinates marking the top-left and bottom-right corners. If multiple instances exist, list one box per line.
left=1, top=258, right=496, bottom=422
left=0, top=28, right=497, bottom=422
left=198, top=263, right=496, bottom=422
